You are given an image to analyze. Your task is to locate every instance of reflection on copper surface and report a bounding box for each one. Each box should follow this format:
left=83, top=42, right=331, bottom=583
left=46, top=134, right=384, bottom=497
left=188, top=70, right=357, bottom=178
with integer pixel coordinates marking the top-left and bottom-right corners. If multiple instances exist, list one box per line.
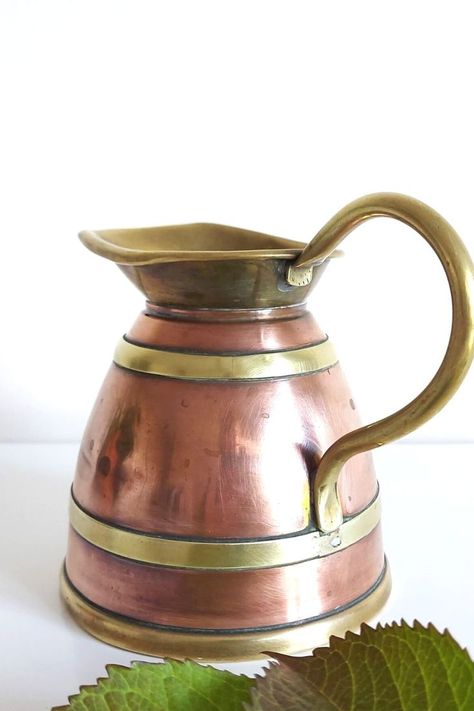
left=74, top=361, right=376, bottom=537
left=73, top=304, right=376, bottom=538
left=128, top=308, right=326, bottom=354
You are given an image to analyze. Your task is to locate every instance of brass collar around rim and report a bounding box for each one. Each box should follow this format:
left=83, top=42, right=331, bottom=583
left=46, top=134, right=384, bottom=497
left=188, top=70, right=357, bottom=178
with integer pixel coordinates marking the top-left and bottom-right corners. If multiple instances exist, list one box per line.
left=69, top=490, right=381, bottom=571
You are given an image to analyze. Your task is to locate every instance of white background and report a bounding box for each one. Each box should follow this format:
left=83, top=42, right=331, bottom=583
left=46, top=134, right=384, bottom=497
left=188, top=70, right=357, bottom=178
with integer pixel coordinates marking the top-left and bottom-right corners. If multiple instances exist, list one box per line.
left=0, top=0, right=473, bottom=444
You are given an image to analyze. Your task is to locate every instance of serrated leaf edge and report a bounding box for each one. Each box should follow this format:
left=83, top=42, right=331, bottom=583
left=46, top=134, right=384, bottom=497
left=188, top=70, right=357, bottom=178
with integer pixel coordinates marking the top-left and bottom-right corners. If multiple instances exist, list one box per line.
left=52, top=656, right=254, bottom=710
left=52, top=622, right=474, bottom=711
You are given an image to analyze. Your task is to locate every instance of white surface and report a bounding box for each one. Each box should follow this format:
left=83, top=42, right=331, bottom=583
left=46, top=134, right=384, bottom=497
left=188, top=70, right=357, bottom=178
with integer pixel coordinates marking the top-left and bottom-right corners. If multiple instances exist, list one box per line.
left=0, top=442, right=473, bottom=710
left=1, top=1, right=474, bottom=443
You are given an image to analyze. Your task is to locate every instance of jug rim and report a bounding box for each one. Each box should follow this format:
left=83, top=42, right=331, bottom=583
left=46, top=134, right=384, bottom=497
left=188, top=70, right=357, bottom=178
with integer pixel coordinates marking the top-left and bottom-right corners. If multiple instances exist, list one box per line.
left=79, top=222, right=342, bottom=265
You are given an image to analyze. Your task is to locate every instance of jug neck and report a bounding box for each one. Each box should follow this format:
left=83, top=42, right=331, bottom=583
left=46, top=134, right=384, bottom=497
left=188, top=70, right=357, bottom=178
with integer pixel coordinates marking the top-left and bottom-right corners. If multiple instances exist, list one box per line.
left=126, top=300, right=326, bottom=357
left=144, top=302, right=309, bottom=323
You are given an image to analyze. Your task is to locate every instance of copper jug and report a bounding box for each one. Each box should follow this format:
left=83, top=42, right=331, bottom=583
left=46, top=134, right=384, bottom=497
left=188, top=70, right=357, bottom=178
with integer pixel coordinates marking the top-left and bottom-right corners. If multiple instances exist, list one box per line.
left=61, top=193, right=474, bottom=661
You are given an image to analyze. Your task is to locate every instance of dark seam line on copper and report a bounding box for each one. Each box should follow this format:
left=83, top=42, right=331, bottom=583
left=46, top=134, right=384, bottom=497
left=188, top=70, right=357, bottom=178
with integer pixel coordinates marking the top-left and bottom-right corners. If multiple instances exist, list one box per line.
left=122, top=333, right=329, bottom=356
left=144, top=302, right=308, bottom=315
left=143, top=311, right=307, bottom=324
left=111, top=361, right=339, bottom=383
left=70, top=489, right=316, bottom=541
left=63, top=559, right=387, bottom=635
left=70, top=485, right=379, bottom=543
left=147, top=303, right=308, bottom=312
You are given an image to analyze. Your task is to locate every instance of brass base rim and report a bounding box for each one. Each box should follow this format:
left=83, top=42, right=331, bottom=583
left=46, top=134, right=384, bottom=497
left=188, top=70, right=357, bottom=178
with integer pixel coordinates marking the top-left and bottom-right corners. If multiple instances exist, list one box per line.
left=60, top=562, right=391, bottom=661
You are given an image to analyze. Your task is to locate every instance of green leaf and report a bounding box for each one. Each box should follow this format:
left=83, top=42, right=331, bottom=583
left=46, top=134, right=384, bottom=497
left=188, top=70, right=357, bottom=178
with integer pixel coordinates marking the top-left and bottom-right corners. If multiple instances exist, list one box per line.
left=246, top=621, right=474, bottom=711
left=53, top=623, right=474, bottom=710
left=53, top=658, right=253, bottom=711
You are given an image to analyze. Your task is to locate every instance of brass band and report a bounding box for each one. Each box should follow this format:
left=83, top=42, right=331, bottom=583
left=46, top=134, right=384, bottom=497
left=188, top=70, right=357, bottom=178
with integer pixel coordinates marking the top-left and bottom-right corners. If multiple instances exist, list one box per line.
left=60, top=562, right=391, bottom=661
left=69, top=491, right=381, bottom=570
left=113, top=337, right=338, bottom=380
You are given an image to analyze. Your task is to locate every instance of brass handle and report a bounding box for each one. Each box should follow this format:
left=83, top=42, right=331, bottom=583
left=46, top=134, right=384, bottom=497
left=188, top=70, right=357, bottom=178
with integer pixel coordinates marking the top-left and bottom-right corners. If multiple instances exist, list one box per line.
left=287, top=193, right=474, bottom=533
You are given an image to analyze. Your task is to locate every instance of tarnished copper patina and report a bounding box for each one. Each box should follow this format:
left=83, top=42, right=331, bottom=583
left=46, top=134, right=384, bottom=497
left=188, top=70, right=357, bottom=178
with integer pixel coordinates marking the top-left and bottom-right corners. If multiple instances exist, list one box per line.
left=62, top=193, right=474, bottom=660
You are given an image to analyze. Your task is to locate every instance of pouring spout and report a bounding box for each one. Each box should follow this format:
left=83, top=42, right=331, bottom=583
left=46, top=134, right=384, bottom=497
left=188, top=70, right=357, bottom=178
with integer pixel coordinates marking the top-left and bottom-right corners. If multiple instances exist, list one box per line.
left=78, top=222, right=341, bottom=309
left=78, top=223, right=306, bottom=265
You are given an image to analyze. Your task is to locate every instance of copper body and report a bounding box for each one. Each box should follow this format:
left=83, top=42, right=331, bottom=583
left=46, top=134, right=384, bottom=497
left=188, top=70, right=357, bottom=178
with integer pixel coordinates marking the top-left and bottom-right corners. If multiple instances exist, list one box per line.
left=67, top=302, right=382, bottom=637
